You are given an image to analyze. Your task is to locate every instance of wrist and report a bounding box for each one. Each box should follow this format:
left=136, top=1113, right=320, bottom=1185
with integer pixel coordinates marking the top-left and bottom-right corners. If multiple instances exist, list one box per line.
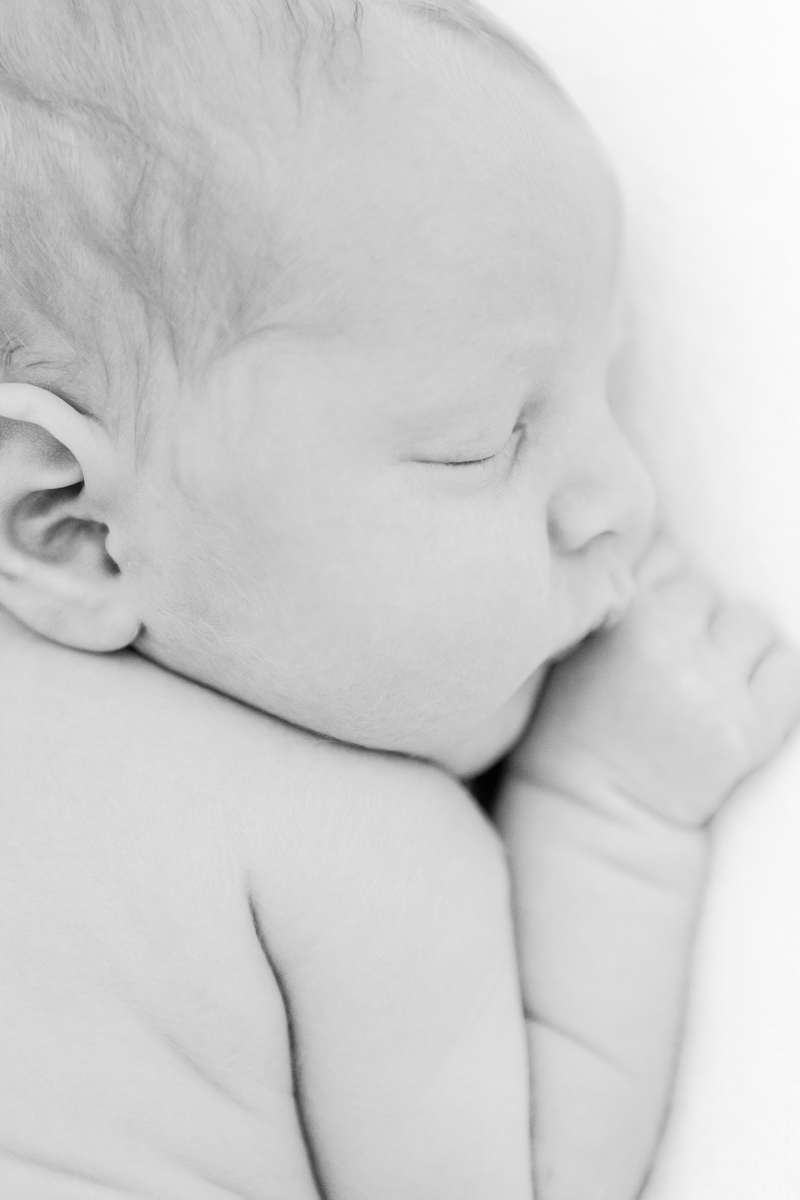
left=498, top=764, right=710, bottom=895
left=508, top=730, right=724, bottom=833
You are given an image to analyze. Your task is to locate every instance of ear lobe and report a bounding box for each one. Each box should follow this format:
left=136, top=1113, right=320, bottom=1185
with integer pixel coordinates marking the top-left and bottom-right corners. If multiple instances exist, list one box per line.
left=0, top=384, right=142, bottom=652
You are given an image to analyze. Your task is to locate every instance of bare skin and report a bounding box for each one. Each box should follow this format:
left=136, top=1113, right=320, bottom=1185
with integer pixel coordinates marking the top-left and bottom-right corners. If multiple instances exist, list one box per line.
left=1, top=8, right=799, bottom=1198
left=0, top=607, right=531, bottom=1200
left=2, top=534, right=798, bottom=1199
left=499, top=535, right=800, bottom=1198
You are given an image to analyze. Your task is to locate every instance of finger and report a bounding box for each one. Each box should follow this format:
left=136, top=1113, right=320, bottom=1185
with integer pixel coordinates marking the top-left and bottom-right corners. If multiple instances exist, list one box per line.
left=749, top=644, right=800, bottom=748
left=709, top=603, right=781, bottom=677
left=649, top=572, right=719, bottom=632
left=635, top=532, right=685, bottom=589
left=635, top=538, right=720, bottom=625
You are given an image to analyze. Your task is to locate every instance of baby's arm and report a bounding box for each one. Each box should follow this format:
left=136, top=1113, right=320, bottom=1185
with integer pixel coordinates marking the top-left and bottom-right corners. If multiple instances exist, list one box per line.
left=495, top=537, right=800, bottom=1200
left=246, top=750, right=535, bottom=1200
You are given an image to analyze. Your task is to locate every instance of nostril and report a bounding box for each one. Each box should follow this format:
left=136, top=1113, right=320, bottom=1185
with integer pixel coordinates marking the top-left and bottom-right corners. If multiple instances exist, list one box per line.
left=547, top=488, right=617, bottom=555
left=548, top=473, right=655, bottom=556
left=548, top=419, right=657, bottom=555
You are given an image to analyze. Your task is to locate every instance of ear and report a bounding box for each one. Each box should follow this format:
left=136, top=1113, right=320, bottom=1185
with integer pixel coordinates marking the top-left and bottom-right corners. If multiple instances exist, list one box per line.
left=0, top=383, right=142, bottom=651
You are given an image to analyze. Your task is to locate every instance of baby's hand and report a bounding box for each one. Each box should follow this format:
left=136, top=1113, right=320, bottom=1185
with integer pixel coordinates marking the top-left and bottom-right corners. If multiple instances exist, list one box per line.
left=514, top=536, right=800, bottom=827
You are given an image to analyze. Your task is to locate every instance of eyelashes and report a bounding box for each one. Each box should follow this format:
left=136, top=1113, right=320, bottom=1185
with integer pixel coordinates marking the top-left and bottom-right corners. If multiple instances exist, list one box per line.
left=442, top=424, right=524, bottom=474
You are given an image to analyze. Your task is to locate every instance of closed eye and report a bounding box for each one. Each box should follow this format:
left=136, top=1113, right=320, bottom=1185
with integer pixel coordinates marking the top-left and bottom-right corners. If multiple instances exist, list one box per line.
left=441, top=424, right=524, bottom=471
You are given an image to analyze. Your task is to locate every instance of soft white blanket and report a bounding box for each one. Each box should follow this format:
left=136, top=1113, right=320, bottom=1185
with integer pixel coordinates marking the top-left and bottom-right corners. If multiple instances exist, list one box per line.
left=486, top=2, right=800, bottom=1195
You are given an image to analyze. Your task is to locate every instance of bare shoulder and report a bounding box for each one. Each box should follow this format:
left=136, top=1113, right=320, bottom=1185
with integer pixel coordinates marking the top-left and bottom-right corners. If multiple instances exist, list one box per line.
left=0, top=606, right=508, bottom=976
left=0, top=614, right=530, bottom=1199
left=0, top=608, right=501, bottom=886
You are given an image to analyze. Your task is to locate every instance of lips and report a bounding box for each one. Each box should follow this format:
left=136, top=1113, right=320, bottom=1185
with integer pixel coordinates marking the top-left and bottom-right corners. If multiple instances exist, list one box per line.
left=550, top=628, right=595, bottom=665
left=598, top=601, right=628, bottom=631
left=552, top=574, right=637, bottom=664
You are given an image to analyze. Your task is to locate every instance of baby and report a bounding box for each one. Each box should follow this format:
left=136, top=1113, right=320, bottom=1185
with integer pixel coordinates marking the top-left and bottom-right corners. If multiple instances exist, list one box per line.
left=1, top=1, right=798, bottom=1198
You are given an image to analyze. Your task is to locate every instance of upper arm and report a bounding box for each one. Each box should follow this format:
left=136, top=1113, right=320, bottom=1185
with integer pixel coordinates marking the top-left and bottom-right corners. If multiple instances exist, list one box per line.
left=248, top=750, right=534, bottom=1200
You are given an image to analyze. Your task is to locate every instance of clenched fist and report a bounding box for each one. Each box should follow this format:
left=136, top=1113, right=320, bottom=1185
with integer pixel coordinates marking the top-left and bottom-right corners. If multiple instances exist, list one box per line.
left=513, top=536, right=800, bottom=827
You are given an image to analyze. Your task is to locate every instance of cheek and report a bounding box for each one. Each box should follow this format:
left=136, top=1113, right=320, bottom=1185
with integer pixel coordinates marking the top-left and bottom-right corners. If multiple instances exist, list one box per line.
left=160, top=435, right=555, bottom=754
left=262, top=480, right=554, bottom=746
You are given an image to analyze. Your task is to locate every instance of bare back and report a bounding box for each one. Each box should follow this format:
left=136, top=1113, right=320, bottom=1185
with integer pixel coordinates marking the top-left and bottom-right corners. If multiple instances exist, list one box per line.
left=0, top=613, right=532, bottom=1199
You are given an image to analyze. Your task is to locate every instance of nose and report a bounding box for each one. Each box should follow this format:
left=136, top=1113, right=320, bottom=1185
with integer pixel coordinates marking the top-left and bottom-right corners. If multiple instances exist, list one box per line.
left=547, top=417, right=657, bottom=556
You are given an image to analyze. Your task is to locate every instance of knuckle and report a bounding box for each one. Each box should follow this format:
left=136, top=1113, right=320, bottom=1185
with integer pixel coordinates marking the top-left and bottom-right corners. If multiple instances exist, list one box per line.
left=677, top=575, right=716, bottom=609
left=754, top=641, right=800, bottom=691
left=704, top=693, right=766, bottom=770
left=779, top=643, right=800, bottom=675
left=715, top=601, right=777, bottom=639
left=654, top=570, right=716, bottom=618
left=734, top=701, right=770, bottom=755
left=636, top=533, right=684, bottom=581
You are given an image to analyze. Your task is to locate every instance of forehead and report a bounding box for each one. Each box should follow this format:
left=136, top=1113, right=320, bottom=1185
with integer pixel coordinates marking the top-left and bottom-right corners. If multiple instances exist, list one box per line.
left=265, top=14, right=621, bottom=375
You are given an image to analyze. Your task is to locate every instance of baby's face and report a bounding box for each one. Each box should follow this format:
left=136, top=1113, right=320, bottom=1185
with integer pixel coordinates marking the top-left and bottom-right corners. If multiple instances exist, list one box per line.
left=132, top=25, right=656, bottom=773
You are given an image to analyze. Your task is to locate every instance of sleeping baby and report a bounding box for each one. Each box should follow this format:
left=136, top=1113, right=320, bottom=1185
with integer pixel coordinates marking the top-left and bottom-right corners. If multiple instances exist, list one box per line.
left=1, top=1, right=798, bottom=1197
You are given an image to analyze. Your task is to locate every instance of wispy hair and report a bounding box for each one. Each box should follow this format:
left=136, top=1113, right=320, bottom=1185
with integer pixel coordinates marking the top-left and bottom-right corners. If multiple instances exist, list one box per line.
left=0, top=0, right=547, bottom=416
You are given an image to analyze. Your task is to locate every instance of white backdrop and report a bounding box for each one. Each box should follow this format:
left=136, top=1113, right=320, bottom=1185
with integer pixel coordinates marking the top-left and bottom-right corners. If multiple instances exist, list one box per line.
left=484, top=2, right=800, bottom=1196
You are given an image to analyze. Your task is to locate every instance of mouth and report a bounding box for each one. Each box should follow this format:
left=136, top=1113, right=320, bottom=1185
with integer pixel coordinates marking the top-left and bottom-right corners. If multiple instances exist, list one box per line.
left=550, top=586, right=635, bottom=666
left=549, top=627, right=597, bottom=666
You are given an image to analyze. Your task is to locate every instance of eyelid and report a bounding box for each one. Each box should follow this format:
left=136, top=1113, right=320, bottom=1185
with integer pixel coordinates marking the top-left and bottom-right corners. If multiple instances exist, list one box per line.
left=443, top=423, right=524, bottom=470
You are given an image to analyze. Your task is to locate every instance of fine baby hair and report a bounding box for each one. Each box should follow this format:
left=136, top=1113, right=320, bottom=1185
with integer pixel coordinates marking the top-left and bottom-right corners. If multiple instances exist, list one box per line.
left=0, top=0, right=542, bottom=417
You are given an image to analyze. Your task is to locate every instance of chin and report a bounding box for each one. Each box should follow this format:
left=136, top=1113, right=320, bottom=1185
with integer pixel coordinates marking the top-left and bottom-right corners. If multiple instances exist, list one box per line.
left=435, top=668, right=548, bottom=780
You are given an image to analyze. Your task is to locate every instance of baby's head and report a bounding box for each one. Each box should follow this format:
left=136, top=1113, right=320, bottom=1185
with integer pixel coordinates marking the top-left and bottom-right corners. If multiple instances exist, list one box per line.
left=0, top=0, right=655, bottom=773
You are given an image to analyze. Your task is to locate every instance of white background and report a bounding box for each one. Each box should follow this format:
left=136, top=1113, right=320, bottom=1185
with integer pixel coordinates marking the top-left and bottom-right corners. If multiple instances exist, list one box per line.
left=484, top=2, right=800, bottom=1195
